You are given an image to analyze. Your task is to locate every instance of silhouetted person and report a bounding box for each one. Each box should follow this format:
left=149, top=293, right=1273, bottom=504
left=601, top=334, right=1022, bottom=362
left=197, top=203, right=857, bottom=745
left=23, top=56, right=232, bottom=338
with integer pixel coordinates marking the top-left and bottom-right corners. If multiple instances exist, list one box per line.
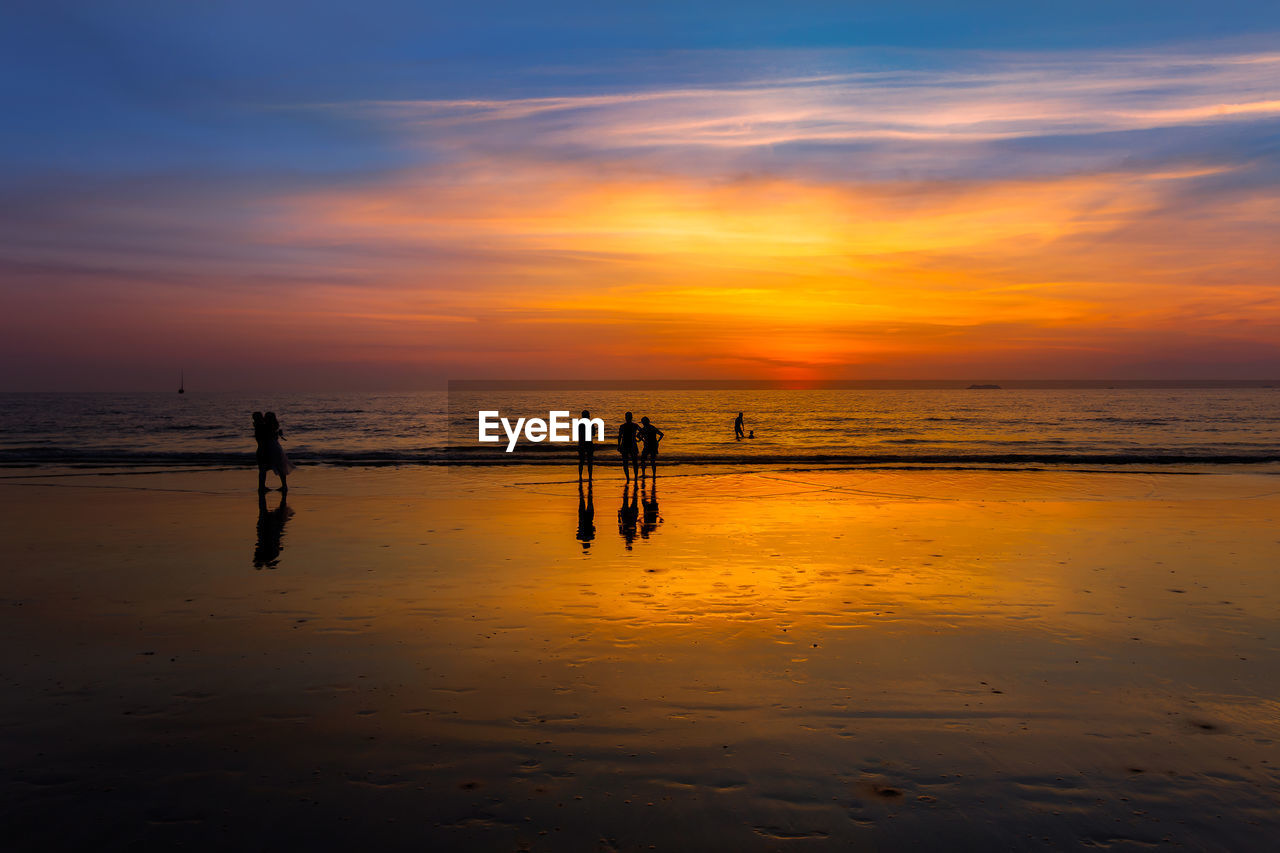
left=576, top=481, right=595, bottom=551
left=263, top=411, right=295, bottom=492
left=747, top=430, right=754, bottom=439
left=617, top=481, right=639, bottom=549
left=640, top=480, right=662, bottom=540
left=576, top=408, right=595, bottom=481
left=617, top=411, right=641, bottom=481
left=252, top=412, right=272, bottom=491
left=254, top=490, right=293, bottom=569
left=735, top=411, right=745, bottom=440
left=639, top=416, right=664, bottom=479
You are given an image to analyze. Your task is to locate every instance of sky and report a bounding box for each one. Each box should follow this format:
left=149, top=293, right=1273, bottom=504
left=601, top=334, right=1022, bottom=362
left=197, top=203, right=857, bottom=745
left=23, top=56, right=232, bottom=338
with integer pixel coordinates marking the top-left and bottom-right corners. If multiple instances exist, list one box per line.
left=2, top=1, right=1279, bottom=390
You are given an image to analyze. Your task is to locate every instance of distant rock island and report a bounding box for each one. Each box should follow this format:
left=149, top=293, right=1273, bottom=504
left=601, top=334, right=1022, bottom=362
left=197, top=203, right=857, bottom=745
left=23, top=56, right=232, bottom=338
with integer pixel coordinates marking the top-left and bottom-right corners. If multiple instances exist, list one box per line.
left=967, top=383, right=1002, bottom=389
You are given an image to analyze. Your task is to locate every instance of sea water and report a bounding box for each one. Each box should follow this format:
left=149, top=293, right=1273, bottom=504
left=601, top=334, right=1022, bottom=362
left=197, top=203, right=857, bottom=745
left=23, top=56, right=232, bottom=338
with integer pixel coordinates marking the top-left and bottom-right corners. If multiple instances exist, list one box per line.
left=1, top=387, right=1278, bottom=467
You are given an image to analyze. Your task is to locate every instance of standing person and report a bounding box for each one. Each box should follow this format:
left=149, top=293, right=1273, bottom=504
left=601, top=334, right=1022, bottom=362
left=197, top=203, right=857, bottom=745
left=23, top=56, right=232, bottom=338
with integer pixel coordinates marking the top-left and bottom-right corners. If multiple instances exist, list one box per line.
left=617, top=411, right=641, bottom=481
left=735, top=411, right=745, bottom=440
left=263, top=411, right=295, bottom=492
left=639, top=416, right=664, bottom=479
left=252, top=412, right=272, bottom=492
left=576, top=408, right=595, bottom=482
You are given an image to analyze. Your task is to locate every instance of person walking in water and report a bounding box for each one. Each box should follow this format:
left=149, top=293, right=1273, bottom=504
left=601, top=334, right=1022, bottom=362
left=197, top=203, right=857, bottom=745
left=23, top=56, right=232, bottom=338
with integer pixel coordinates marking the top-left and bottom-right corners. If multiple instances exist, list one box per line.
left=617, top=411, right=641, bottom=481
left=735, top=411, right=745, bottom=440
left=576, top=408, right=595, bottom=482
left=263, top=411, right=295, bottom=492
left=639, top=416, right=664, bottom=479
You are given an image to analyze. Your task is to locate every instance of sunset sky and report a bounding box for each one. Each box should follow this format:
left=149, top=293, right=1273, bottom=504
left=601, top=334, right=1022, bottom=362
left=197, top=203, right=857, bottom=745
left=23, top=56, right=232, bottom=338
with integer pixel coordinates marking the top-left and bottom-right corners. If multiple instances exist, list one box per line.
left=2, top=1, right=1279, bottom=389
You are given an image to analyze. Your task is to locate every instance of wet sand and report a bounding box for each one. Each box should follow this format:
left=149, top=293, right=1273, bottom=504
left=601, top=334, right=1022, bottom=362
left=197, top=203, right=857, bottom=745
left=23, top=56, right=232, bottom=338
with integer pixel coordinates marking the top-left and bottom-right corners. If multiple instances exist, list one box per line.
left=2, top=465, right=1280, bottom=850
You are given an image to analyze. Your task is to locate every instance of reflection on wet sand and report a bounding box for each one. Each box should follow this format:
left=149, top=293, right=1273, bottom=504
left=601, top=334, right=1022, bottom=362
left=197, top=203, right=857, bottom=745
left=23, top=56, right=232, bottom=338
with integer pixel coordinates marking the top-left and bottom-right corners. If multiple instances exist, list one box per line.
left=617, top=480, right=639, bottom=549
left=640, top=478, right=662, bottom=539
left=616, top=478, right=664, bottom=548
left=253, top=490, right=293, bottom=569
left=575, top=481, right=594, bottom=551
left=3, top=466, right=1280, bottom=850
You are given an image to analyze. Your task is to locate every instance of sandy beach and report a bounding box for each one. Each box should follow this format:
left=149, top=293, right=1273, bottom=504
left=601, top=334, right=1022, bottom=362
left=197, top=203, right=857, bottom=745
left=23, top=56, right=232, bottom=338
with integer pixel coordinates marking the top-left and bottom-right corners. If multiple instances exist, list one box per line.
left=2, top=465, right=1279, bottom=850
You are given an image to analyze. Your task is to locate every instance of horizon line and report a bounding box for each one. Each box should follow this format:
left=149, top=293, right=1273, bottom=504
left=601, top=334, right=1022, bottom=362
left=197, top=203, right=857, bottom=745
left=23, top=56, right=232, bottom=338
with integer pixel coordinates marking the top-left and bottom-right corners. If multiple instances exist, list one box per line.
left=7, top=378, right=1279, bottom=394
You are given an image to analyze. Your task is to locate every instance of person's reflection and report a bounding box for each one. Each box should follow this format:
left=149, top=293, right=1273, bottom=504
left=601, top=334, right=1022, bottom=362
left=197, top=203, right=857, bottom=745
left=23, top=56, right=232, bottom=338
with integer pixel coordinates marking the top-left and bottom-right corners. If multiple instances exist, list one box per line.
left=640, top=478, right=662, bottom=540
left=576, top=481, right=595, bottom=551
left=617, top=481, right=639, bottom=550
left=254, top=491, right=294, bottom=569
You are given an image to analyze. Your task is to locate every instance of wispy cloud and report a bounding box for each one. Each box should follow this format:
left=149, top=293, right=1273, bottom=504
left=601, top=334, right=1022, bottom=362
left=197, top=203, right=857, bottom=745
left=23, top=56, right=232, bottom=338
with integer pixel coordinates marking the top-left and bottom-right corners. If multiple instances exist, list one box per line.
left=322, top=48, right=1280, bottom=164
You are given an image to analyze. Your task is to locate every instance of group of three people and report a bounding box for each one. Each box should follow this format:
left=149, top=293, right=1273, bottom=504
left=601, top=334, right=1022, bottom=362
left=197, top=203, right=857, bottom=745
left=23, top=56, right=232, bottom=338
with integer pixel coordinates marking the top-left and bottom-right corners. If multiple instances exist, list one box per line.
left=576, top=409, right=663, bottom=482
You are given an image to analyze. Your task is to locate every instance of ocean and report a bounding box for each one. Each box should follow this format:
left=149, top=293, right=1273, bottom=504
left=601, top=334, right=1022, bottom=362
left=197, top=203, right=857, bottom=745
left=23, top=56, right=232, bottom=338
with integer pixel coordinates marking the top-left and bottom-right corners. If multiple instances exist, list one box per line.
left=2, top=387, right=1278, bottom=468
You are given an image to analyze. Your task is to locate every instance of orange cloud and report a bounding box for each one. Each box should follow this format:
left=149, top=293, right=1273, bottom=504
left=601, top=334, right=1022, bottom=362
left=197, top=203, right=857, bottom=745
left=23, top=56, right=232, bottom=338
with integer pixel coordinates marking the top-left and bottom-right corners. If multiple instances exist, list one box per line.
left=231, top=157, right=1277, bottom=379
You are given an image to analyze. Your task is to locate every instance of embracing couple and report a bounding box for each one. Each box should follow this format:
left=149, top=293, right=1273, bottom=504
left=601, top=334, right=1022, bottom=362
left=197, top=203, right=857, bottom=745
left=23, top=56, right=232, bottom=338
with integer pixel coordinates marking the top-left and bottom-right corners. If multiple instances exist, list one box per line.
left=253, top=411, right=295, bottom=492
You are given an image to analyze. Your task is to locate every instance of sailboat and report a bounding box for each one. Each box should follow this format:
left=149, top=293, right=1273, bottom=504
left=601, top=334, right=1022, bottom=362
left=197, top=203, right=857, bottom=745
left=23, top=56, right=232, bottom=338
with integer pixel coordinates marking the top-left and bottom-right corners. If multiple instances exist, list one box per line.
left=178, top=371, right=185, bottom=394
